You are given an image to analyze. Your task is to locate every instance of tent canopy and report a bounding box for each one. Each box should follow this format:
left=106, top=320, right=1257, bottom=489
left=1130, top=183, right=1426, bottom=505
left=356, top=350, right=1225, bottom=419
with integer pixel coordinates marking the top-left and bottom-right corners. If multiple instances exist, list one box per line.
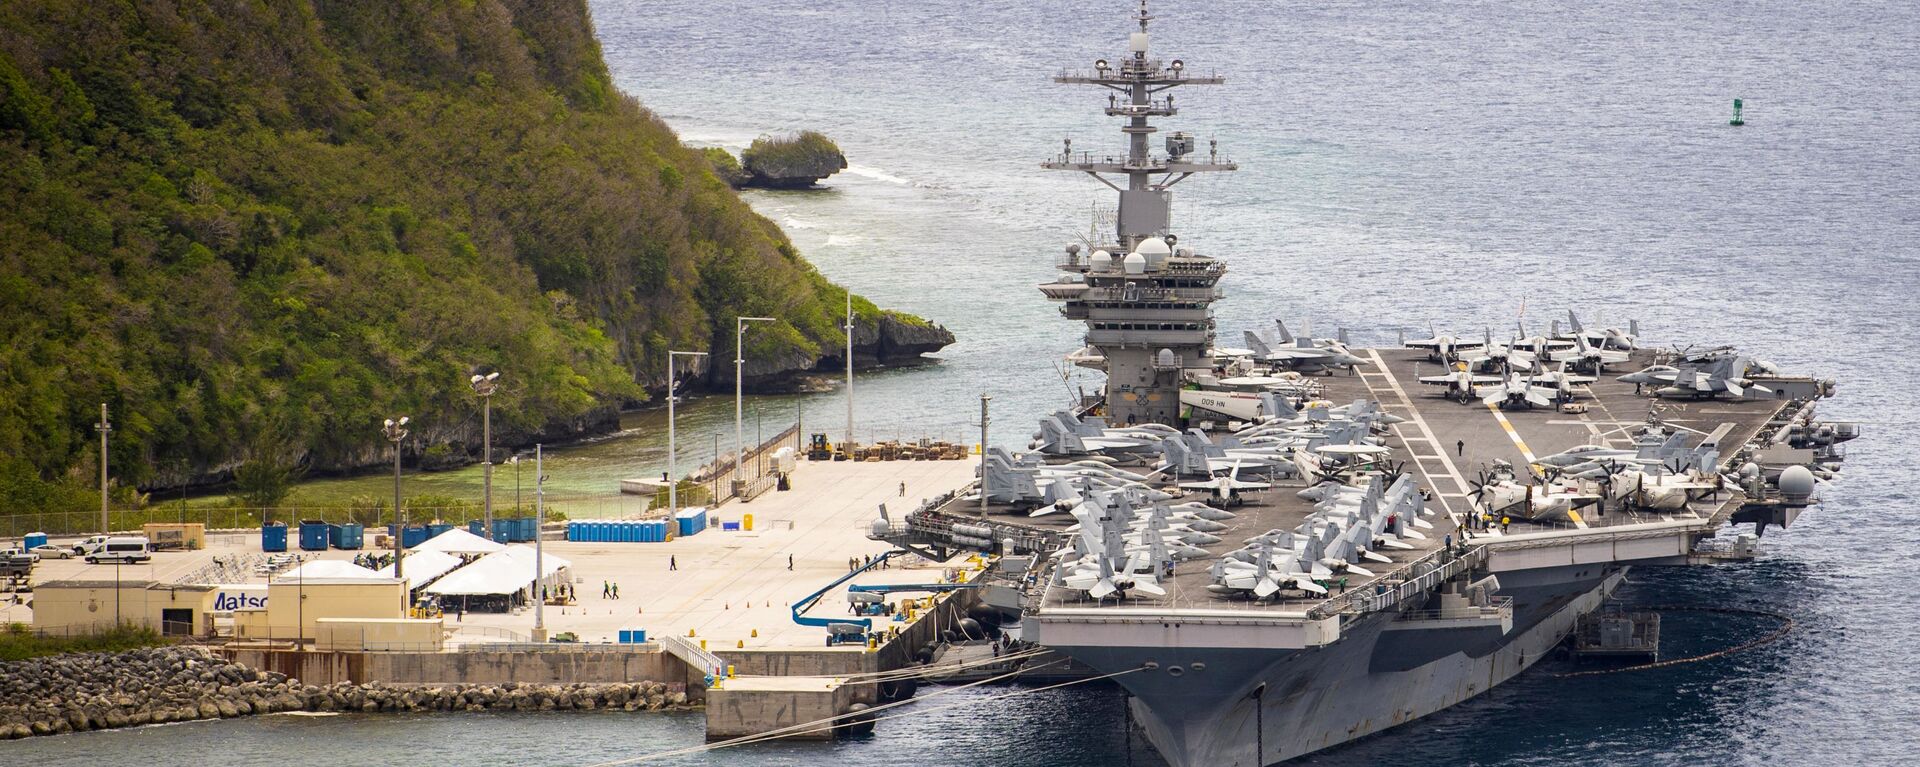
left=376, top=549, right=463, bottom=590
left=414, top=527, right=506, bottom=555
left=274, top=559, right=391, bottom=585
left=423, top=545, right=570, bottom=597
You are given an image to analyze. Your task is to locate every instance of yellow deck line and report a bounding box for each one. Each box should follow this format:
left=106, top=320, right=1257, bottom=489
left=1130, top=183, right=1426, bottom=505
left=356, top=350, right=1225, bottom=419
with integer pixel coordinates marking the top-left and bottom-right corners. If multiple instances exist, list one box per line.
left=1483, top=401, right=1587, bottom=529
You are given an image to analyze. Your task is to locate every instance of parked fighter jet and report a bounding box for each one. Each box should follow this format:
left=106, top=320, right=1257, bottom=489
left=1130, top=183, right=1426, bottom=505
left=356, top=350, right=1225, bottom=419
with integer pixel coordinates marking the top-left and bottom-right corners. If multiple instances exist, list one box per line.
left=1402, top=328, right=1486, bottom=363
left=1618, top=355, right=1771, bottom=399
left=1545, top=334, right=1631, bottom=374
left=1177, top=460, right=1270, bottom=505
left=1476, top=371, right=1555, bottom=410
left=1419, top=366, right=1503, bottom=403
left=1561, top=311, right=1639, bottom=351
left=1243, top=326, right=1367, bottom=376
left=1464, top=329, right=1536, bottom=373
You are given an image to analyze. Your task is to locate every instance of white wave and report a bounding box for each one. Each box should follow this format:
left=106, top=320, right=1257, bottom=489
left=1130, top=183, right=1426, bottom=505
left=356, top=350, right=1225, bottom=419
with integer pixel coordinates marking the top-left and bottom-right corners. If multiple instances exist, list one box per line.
left=825, top=234, right=864, bottom=247
left=842, top=164, right=910, bottom=185
left=781, top=217, right=820, bottom=230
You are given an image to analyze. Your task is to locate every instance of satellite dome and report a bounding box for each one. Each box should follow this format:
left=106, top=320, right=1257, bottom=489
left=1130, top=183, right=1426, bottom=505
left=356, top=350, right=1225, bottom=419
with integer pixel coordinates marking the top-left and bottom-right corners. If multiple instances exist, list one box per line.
left=1778, top=465, right=1816, bottom=501
left=1156, top=348, right=1177, bottom=367
left=1123, top=251, right=1147, bottom=275
left=1091, top=249, right=1115, bottom=272
left=1135, top=237, right=1172, bottom=256
left=869, top=518, right=892, bottom=537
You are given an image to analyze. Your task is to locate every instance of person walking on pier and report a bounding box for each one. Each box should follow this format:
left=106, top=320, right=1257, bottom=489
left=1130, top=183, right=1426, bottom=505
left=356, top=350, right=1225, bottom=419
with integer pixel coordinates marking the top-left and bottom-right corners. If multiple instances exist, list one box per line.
left=899, top=481, right=907, bottom=497
left=602, top=580, right=611, bottom=599
left=788, top=554, right=794, bottom=571
left=670, top=555, right=678, bottom=571
left=1456, top=439, right=1465, bottom=457
left=611, top=582, right=620, bottom=600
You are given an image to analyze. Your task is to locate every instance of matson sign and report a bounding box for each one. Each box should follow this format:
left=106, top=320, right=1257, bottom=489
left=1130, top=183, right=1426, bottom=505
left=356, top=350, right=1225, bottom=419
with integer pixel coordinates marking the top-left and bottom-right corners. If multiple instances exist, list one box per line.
left=209, top=586, right=268, bottom=612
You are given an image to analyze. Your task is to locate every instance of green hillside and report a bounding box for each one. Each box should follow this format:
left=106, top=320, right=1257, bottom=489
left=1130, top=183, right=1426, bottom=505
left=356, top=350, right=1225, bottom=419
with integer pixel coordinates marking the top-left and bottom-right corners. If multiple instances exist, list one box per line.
left=0, top=0, right=922, bottom=508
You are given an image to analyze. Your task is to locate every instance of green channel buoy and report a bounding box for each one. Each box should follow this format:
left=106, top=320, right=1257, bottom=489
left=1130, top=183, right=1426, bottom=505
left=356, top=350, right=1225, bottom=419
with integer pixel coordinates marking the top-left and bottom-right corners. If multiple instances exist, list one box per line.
left=1729, top=98, right=1745, bottom=126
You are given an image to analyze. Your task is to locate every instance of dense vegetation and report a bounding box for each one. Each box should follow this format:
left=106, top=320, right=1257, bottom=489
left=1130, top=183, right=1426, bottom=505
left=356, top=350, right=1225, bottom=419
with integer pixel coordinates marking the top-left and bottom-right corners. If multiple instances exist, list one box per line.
left=0, top=623, right=167, bottom=662
left=0, top=0, right=919, bottom=514
left=738, top=131, right=849, bottom=188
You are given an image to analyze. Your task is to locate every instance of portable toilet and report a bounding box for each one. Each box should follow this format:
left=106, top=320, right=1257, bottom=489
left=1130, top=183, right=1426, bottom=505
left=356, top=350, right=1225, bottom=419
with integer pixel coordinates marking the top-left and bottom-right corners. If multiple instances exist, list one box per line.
left=298, top=520, right=330, bottom=551
left=617, top=627, right=647, bottom=643
left=23, top=532, right=48, bottom=550
left=262, top=523, right=288, bottom=552
left=675, top=507, right=707, bottom=538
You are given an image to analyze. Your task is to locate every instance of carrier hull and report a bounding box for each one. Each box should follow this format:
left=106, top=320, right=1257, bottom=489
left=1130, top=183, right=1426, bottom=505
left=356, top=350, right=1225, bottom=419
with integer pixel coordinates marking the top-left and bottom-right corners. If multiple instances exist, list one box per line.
left=1039, top=564, right=1622, bottom=766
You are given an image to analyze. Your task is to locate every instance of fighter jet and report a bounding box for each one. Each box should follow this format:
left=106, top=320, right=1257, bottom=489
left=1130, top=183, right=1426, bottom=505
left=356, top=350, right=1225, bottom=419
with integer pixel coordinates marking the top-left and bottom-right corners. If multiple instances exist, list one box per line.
left=1561, top=311, right=1639, bottom=351
left=1619, top=355, right=1772, bottom=399
left=1177, top=460, right=1270, bottom=506
left=1402, top=327, right=1486, bottom=363
left=1545, top=333, right=1631, bottom=374
left=1419, top=365, right=1503, bottom=403
left=1243, top=325, right=1368, bottom=376
left=1476, top=371, right=1555, bottom=410
left=1464, top=330, right=1537, bottom=373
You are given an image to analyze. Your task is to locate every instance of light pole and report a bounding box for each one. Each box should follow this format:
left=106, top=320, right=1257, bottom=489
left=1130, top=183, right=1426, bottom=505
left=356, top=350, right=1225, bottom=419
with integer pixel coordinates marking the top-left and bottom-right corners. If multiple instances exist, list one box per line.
left=844, top=291, right=855, bottom=450
left=95, top=403, right=111, bottom=535
left=383, top=416, right=410, bottom=584
left=533, top=443, right=547, bottom=641
left=667, top=350, right=708, bottom=520
left=978, top=394, right=991, bottom=516
left=735, top=316, right=775, bottom=489
left=469, top=371, right=500, bottom=540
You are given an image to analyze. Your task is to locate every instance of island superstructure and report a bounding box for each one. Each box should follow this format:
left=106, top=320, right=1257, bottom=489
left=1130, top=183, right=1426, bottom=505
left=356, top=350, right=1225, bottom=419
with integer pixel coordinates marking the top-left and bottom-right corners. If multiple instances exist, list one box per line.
left=873, top=4, right=1855, bottom=766
left=1038, top=1, right=1234, bottom=426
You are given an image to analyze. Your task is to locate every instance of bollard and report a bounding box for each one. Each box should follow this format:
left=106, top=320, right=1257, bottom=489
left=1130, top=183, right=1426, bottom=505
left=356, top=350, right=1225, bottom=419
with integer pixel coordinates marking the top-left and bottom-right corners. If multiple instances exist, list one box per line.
left=701, top=639, right=707, bottom=650
left=688, top=628, right=697, bottom=636
left=751, top=628, right=759, bottom=637
left=737, top=640, right=744, bottom=648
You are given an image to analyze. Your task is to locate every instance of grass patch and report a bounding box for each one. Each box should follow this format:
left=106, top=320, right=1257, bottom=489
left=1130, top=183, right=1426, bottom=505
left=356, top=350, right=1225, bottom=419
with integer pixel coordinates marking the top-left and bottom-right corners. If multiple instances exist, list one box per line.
left=0, top=623, right=169, bottom=662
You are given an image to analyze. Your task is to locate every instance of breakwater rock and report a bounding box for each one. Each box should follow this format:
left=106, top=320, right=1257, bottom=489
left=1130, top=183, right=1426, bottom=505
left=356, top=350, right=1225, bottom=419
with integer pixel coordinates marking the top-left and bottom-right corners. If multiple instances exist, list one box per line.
left=0, top=646, right=688, bottom=740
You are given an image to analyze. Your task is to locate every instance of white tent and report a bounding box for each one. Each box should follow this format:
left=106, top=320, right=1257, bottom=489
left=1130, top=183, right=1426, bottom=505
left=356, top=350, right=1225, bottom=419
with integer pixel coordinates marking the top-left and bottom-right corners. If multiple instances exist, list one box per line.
left=414, top=527, right=507, bottom=555
left=423, top=545, right=570, bottom=597
left=273, top=559, right=390, bottom=585
left=376, top=549, right=463, bottom=590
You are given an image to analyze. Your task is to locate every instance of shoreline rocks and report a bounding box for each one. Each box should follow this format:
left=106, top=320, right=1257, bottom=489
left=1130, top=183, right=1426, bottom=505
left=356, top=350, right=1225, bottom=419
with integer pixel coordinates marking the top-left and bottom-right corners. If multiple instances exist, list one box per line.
left=0, top=646, right=689, bottom=740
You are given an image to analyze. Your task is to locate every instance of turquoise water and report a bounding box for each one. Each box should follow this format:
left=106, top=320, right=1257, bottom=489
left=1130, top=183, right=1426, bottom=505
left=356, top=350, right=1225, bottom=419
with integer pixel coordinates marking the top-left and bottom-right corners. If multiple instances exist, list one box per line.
left=14, top=0, right=1917, bottom=763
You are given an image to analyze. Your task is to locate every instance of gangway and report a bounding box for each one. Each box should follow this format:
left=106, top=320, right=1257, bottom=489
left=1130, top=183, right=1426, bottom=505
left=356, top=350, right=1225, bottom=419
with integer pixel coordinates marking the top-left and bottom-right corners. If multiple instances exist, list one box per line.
left=790, top=551, right=898, bottom=642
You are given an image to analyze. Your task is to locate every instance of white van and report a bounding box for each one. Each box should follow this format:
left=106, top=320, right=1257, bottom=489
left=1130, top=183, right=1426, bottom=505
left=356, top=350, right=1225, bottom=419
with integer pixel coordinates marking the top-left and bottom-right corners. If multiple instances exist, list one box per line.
left=85, top=537, right=151, bottom=564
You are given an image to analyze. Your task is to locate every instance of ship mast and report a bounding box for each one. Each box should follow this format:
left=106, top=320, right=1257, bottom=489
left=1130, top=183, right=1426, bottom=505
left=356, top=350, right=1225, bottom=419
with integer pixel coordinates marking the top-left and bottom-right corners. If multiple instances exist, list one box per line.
left=1040, top=1, right=1236, bottom=427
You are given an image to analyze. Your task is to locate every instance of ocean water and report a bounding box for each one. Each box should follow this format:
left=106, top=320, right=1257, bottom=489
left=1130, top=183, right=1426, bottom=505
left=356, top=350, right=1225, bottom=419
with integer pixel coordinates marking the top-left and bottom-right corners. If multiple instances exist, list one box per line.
left=13, top=0, right=1918, bottom=763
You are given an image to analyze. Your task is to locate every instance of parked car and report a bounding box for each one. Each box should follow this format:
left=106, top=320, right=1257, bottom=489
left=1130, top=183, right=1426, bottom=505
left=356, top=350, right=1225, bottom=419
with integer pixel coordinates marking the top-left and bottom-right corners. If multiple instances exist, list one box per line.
left=30, top=544, right=72, bottom=560
left=0, top=552, right=32, bottom=577
left=72, top=535, right=110, bottom=556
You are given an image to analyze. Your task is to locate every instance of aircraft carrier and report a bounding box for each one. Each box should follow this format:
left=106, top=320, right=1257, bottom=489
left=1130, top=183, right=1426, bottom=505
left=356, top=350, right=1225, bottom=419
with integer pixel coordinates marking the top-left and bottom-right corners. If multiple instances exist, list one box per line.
left=874, top=4, right=1855, bottom=765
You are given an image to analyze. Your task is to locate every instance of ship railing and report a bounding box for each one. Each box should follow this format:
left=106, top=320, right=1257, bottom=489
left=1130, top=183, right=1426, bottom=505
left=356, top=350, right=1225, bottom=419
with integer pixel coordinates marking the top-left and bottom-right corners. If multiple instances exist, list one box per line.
left=1311, top=545, right=1487, bottom=619
left=1391, top=597, right=1513, bottom=623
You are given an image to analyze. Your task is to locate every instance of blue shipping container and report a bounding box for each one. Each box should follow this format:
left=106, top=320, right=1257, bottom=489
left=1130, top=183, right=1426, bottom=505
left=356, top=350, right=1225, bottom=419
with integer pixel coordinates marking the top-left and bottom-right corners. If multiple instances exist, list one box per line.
left=262, top=523, right=288, bottom=552
left=468, top=520, right=485, bottom=537
left=617, top=628, right=647, bottom=643
left=298, top=520, right=330, bottom=551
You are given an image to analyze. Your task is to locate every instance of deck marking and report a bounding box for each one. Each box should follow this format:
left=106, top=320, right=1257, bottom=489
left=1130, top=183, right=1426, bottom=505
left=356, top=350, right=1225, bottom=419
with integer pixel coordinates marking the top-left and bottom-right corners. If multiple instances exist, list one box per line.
left=1363, top=350, right=1473, bottom=521
left=1482, top=402, right=1540, bottom=464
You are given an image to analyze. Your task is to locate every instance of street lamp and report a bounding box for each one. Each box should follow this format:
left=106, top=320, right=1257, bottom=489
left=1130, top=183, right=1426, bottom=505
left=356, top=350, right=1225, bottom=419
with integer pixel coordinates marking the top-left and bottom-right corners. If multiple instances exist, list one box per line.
left=383, top=416, right=410, bottom=583
left=735, top=317, right=776, bottom=490
left=94, top=403, right=111, bottom=536
left=667, top=350, right=708, bottom=520
left=469, top=371, right=501, bottom=539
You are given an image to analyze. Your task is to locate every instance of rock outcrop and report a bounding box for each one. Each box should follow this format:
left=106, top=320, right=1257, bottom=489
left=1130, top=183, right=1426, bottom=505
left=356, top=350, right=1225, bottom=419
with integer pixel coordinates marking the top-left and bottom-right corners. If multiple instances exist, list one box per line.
left=0, top=646, right=688, bottom=740
left=738, top=131, right=849, bottom=189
